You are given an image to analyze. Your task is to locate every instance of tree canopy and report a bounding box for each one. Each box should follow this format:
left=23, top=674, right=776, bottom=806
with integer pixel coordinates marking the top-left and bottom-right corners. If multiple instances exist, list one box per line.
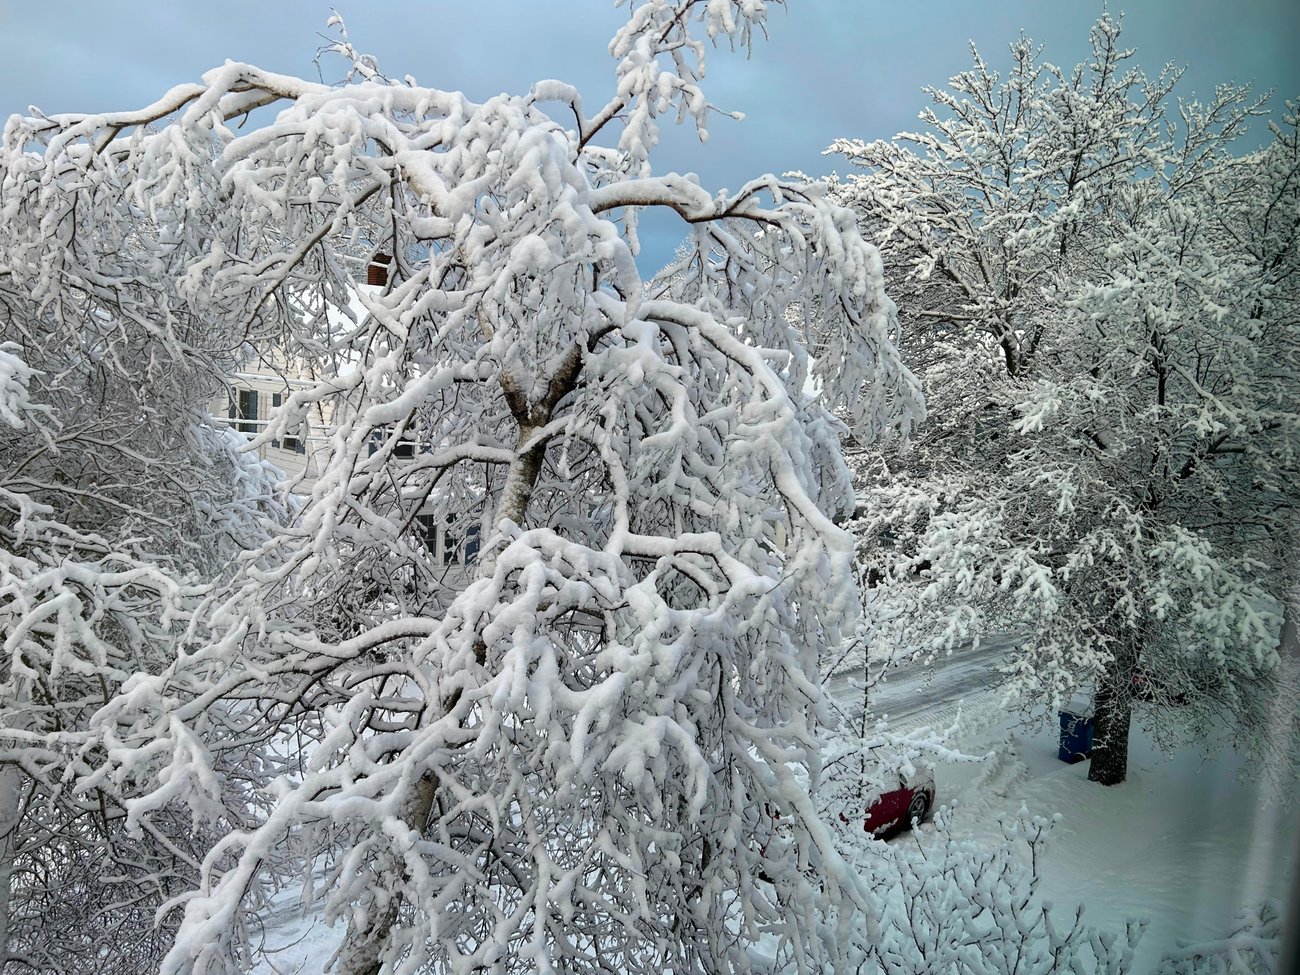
left=2, top=2, right=921, bottom=972
left=831, top=14, right=1300, bottom=785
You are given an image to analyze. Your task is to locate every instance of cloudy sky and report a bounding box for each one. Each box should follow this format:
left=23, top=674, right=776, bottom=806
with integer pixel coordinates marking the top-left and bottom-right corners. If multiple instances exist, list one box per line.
left=2, top=0, right=1296, bottom=268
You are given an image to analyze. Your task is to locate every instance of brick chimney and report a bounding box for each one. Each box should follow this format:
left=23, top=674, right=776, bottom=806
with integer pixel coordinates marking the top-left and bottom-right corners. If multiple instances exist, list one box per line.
left=367, top=252, right=392, bottom=286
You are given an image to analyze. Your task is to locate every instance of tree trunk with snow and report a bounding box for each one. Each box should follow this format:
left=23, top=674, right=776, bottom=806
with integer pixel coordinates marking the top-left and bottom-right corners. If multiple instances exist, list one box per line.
left=334, top=368, right=572, bottom=974
left=1281, top=590, right=1300, bottom=661
left=1088, top=636, right=1138, bottom=786
left=333, top=774, right=438, bottom=975
left=0, top=764, right=22, bottom=965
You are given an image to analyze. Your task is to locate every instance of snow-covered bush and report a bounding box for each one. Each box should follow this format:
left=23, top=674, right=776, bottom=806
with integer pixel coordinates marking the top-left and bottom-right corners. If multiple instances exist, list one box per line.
left=1152, top=900, right=1283, bottom=975
left=831, top=807, right=1145, bottom=975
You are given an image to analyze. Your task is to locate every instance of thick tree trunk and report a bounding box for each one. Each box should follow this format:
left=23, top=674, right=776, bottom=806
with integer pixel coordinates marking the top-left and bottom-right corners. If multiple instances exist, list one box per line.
left=0, top=679, right=30, bottom=964
left=495, top=423, right=547, bottom=531
left=333, top=775, right=436, bottom=975
left=333, top=903, right=397, bottom=975
left=1087, top=636, right=1138, bottom=786
left=0, top=766, right=21, bottom=964
left=1280, top=589, right=1299, bottom=660
left=335, top=360, right=574, bottom=973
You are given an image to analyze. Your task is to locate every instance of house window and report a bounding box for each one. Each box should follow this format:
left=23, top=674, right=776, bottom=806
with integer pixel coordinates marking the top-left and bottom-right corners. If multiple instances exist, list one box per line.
left=443, top=519, right=481, bottom=566
left=270, top=393, right=282, bottom=449
left=231, top=388, right=258, bottom=435
left=275, top=392, right=304, bottom=453
left=444, top=513, right=459, bottom=565
left=368, top=427, right=414, bottom=458
left=415, top=514, right=438, bottom=556
left=412, top=514, right=479, bottom=566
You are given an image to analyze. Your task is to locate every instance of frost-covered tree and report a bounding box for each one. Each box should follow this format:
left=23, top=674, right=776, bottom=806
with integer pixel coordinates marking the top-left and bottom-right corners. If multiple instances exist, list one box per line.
left=4, top=3, right=921, bottom=972
left=830, top=16, right=1300, bottom=785
left=0, top=144, right=285, bottom=967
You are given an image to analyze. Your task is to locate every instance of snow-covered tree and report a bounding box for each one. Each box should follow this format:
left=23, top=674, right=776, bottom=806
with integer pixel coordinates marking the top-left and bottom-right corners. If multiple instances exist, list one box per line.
left=0, top=137, right=286, bottom=967
left=4, top=3, right=921, bottom=972
left=830, top=16, right=1300, bottom=785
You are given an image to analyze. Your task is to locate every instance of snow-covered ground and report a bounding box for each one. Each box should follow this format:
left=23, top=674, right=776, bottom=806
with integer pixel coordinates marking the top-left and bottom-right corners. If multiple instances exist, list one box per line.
left=828, top=635, right=1295, bottom=970
left=250, top=645, right=1294, bottom=973
left=918, top=698, right=1295, bottom=971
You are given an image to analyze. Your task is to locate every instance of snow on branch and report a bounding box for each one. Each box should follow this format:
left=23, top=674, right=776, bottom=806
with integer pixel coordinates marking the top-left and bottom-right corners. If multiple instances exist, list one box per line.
left=1, top=4, right=922, bottom=973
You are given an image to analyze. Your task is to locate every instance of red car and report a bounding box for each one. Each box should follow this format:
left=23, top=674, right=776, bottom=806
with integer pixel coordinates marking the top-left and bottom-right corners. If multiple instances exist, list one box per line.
left=1131, top=668, right=1189, bottom=706
left=758, top=770, right=936, bottom=880
left=846, top=770, right=936, bottom=838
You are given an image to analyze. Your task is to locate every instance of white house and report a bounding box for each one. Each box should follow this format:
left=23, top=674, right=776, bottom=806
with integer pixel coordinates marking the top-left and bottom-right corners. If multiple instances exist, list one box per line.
left=214, top=259, right=478, bottom=570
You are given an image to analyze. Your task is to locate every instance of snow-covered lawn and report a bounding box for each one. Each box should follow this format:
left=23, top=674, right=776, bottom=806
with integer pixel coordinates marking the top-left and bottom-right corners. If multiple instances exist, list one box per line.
left=932, top=702, right=1295, bottom=970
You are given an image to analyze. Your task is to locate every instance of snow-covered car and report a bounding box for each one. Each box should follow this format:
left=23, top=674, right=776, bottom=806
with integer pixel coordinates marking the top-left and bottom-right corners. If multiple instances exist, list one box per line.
left=844, top=770, right=936, bottom=839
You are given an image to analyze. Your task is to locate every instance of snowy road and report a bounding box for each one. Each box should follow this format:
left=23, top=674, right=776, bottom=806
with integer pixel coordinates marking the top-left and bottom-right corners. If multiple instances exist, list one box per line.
left=824, top=634, right=1023, bottom=731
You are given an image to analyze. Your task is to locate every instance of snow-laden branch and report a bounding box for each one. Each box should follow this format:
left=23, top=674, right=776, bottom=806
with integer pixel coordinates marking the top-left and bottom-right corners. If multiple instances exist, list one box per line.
left=1, top=3, right=923, bottom=972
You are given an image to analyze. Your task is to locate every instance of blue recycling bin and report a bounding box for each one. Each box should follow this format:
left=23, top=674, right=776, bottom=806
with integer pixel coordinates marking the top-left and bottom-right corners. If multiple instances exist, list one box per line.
left=1058, top=706, right=1094, bottom=763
